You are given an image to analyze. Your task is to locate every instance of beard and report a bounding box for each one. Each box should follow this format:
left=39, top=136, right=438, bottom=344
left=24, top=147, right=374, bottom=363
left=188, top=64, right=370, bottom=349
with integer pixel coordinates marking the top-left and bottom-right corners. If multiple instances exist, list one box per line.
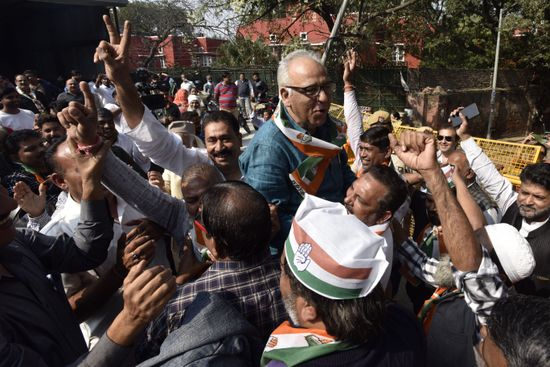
left=518, top=203, right=550, bottom=222
left=282, top=292, right=301, bottom=327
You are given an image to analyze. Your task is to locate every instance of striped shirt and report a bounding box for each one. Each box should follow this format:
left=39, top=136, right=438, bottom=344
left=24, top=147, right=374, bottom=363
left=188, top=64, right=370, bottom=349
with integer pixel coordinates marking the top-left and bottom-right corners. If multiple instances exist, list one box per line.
left=398, top=239, right=506, bottom=324
left=214, top=82, right=238, bottom=110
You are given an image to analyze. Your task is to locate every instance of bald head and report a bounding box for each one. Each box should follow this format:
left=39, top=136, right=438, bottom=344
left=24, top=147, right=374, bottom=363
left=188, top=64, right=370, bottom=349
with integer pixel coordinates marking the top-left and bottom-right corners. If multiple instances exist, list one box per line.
left=447, top=150, right=475, bottom=183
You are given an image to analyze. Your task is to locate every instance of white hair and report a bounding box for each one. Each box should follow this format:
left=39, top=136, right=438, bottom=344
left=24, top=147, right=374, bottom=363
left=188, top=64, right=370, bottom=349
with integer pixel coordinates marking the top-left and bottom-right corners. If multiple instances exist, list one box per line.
left=277, top=49, right=325, bottom=90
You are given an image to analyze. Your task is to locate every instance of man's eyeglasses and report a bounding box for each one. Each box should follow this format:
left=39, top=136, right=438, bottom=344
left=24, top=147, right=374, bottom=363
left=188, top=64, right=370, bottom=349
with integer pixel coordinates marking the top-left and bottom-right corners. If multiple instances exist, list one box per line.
left=437, top=135, right=455, bottom=142
left=284, top=82, right=336, bottom=97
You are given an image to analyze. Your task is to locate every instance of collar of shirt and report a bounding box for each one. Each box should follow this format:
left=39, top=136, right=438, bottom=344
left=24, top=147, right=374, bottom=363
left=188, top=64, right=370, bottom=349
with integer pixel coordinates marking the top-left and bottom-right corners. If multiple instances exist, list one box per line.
left=209, top=253, right=272, bottom=272
left=520, top=216, right=550, bottom=237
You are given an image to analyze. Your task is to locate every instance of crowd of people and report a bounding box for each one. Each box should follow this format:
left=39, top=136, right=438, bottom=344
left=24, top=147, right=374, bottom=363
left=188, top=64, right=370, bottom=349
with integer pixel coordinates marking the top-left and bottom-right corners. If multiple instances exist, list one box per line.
left=1, top=15, right=550, bottom=367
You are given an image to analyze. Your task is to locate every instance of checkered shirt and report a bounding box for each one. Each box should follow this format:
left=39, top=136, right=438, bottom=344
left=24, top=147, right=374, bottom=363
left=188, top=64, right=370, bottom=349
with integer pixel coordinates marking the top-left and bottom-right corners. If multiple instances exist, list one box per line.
left=398, top=239, right=506, bottom=324
left=139, top=254, right=287, bottom=360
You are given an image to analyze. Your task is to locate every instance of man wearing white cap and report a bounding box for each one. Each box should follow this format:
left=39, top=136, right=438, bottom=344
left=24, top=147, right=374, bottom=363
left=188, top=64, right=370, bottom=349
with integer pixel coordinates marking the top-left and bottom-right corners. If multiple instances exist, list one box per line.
left=390, top=129, right=539, bottom=367
left=261, top=194, right=426, bottom=367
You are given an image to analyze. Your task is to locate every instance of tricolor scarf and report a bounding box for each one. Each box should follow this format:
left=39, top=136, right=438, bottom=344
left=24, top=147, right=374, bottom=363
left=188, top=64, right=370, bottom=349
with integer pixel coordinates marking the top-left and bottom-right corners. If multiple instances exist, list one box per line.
left=272, top=103, right=346, bottom=197
left=261, top=321, right=355, bottom=367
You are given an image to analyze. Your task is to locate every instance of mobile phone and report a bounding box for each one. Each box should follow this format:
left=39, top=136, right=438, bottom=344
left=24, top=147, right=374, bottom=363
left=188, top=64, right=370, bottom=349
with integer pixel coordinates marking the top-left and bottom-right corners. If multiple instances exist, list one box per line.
left=451, top=103, right=480, bottom=128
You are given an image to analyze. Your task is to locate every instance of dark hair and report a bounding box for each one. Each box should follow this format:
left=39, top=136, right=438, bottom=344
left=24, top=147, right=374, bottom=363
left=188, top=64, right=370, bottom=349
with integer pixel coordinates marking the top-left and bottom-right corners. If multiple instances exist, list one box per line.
left=252, top=72, right=259, bottom=77
left=5, top=129, right=41, bottom=157
left=284, top=261, right=385, bottom=344
left=36, top=113, right=61, bottom=129
left=23, top=69, right=38, bottom=77
left=368, top=165, right=408, bottom=216
left=221, top=72, right=230, bottom=79
left=200, top=181, right=270, bottom=261
left=97, top=107, right=114, bottom=121
left=181, top=163, right=224, bottom=187
left=359, top=126, right=390, bottom=151
left=180, top=111, right=200, bottom=122
left=203, top=110, right=240, bottom=135
left=438, top=123, right=456, bottom=133
left=0, top=86, right=17, bottom=99
left=520, top=163, right=550, bottom=192
left=44, top=137, right=67, bottom=174
left=488, top=294, right=550, bottom=367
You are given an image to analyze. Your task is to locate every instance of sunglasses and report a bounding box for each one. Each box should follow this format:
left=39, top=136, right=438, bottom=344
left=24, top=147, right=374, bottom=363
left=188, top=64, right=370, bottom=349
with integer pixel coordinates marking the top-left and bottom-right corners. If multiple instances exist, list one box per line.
left=437, top=135, right=455, bottom=142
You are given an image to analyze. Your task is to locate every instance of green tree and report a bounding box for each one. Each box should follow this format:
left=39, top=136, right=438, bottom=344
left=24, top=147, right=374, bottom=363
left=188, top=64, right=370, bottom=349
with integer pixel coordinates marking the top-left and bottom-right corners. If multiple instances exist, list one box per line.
left=213, top=37, right=278, bottom=67
left=118, top=0, right=193, bottom=68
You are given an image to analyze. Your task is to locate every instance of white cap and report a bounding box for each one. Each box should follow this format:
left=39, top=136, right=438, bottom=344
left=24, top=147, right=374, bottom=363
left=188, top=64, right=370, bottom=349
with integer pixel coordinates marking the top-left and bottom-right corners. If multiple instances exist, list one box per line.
left=484, top=223, right=535, bottom=283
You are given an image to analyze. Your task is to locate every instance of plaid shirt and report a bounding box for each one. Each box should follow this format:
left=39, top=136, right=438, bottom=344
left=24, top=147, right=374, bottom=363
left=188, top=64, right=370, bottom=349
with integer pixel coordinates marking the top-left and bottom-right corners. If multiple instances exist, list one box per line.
left=139, top=254, right=287, bottom=360
left=398, top=239, right=506, bottom=324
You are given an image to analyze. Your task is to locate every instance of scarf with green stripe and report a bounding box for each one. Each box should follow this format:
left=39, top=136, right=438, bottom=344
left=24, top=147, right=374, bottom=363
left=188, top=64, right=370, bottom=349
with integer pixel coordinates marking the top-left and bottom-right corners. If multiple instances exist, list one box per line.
left=272, top=102, right=346, bottom=197
left=261, top=321, right=355, bottom=366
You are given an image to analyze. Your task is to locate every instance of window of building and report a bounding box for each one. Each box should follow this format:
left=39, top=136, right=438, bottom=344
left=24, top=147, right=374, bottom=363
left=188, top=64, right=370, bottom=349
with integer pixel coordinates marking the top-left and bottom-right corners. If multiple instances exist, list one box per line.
left=299, top=32, right=308, bottom=42
left=159, top=57, right=167, bottom=69
left=269, top=34, right=278, bottom=44
left=157, top=46, right=164, bottom=55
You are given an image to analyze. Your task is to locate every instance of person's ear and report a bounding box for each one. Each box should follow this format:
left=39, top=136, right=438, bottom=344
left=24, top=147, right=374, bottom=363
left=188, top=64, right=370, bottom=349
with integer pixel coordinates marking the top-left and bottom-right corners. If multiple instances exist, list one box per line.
left=384, top=147, right=392, bottom=160
left=376, top=210, right=392, bottom=225
left=50, top=172, right=68, bottom=191
left=280, top=88, right=291, bottom=107
left=297, top=296, right=319, bottom=323
left=465, top=168, right=475, bottom=181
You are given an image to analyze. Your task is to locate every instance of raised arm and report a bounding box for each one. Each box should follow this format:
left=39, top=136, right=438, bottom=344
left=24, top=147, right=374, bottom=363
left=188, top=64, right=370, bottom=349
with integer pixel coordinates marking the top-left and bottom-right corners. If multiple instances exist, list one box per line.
left=391, top=131, right=481, bottom=272
left=342, top=50, right=363, bottom=168
left=455, top=112, right=517, bottom=213
left=94, top=16, right=143, bottom=129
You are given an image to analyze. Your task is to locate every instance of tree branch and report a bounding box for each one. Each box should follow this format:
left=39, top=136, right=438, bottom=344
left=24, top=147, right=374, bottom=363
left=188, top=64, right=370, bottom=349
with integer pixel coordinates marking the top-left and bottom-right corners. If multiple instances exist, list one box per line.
left=358, top=0, right=421, bottom=28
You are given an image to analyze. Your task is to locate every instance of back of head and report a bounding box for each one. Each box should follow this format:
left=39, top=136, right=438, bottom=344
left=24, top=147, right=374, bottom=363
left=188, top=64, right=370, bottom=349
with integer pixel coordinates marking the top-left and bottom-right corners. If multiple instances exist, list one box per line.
left=277, top=49, right=324, bottom=88
left=367, top=165, right=408, bottom=216
left=520, top=163, right=550, bottom=191
left=203, top=110, right=240, bottom=136
left=181, top=163, right=224, bottom=188
left=201, top=181, right=270, bottom=261
left=360, top=125, right=390, bottom=150
left=488, top=294, right=550, bottom=367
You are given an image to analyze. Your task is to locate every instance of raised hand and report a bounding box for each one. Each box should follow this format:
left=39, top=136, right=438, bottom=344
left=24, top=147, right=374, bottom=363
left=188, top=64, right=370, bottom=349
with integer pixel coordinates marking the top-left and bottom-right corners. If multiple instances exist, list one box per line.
left=94, top=15, right=131, bottom=83
left=343, top=49, right=357, bottom=85
left=65, top=137, right=112, bottom=201
left=57, top=81, right=98, bottom=146
left=389, top=130, right=438, bottom=173
left=294, top=243, right=312, bottom=271
left=449, top=107, right=472, bottom=140
left=122, top=233, right=156, bottom=271
left=121, top=261, right=176, bottom=326
left=13, top=181, right=46, bottom=218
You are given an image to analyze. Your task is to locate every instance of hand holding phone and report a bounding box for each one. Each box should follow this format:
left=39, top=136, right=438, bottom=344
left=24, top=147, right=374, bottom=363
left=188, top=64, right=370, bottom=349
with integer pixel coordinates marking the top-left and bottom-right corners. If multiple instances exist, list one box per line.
left=450, top=103, right=480, bottom=128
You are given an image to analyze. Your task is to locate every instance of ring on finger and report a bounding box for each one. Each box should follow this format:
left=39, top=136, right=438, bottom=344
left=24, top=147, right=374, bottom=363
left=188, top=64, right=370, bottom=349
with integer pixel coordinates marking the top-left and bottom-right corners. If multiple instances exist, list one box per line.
left=131, top=251, right=139, bottom=261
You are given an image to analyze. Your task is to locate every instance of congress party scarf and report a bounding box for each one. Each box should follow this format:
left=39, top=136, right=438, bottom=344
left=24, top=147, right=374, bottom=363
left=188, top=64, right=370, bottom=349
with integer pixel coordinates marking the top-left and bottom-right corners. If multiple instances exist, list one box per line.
left=272, top=103, right=346, bottom=197
left=261, top=321, right=355, bottom=367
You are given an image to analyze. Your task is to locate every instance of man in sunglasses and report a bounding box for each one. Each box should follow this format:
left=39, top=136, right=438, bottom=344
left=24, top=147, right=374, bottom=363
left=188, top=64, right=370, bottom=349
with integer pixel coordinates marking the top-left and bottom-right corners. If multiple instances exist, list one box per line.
left=436, top=125, right=458, bottom=165
left=240, top=50, right=356, bottom=254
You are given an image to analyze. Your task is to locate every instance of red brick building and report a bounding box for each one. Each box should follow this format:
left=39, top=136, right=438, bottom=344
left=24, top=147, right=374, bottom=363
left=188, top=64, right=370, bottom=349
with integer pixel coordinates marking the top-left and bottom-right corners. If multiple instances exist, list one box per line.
left=128, top=35, right=226, bottom=70
left=237, top=10, right=421, bottom=68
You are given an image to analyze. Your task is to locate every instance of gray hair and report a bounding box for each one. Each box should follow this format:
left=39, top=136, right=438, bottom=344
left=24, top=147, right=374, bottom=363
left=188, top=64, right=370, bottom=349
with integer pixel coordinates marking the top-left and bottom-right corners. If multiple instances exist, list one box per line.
left=277, top=49, right=324, bottom=89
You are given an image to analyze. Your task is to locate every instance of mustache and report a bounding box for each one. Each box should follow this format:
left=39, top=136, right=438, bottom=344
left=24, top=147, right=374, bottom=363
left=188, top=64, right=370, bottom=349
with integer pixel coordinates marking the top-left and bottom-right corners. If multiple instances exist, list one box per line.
left=211, top=149, right=232, bottom=158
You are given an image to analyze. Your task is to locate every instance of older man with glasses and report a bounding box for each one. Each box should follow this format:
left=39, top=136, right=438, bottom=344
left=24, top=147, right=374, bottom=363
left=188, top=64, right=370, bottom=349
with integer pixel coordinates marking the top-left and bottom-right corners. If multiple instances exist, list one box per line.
left=240, top=50, right=356, bottom=254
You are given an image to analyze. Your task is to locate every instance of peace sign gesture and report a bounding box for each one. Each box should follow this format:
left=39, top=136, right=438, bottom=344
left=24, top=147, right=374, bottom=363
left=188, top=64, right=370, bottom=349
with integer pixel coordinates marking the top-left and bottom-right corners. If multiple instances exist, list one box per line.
left=94, top=15, right=132, bottom=82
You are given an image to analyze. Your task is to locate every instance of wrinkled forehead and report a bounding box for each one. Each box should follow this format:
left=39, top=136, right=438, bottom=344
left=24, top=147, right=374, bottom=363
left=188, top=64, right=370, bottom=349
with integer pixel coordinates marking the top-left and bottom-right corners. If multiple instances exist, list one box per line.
left=287, top=57, right=328, bottom=84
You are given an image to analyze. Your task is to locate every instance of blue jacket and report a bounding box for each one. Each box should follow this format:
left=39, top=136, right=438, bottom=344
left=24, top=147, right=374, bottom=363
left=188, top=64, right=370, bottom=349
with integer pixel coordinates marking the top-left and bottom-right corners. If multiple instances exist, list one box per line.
left=239, top=109, right=356, bottom=253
